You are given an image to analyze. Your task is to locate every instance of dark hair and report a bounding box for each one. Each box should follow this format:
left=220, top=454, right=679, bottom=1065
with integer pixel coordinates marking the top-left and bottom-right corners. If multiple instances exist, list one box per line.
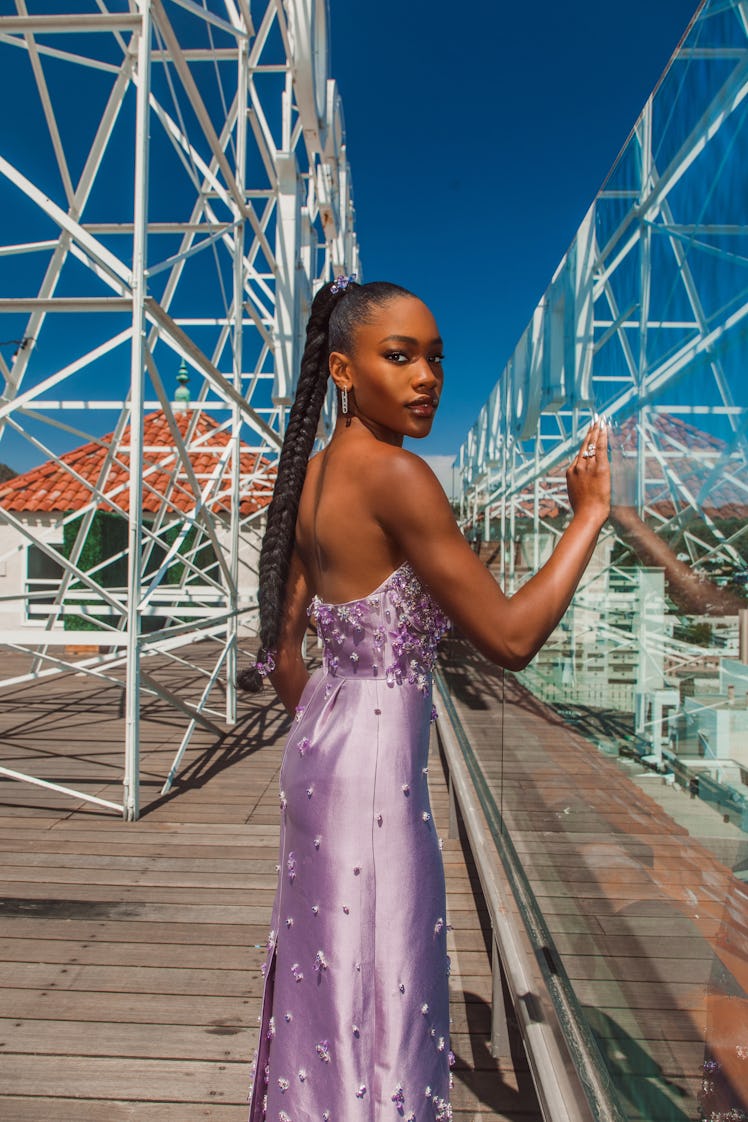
left=238, top=279, right=415, bottom=691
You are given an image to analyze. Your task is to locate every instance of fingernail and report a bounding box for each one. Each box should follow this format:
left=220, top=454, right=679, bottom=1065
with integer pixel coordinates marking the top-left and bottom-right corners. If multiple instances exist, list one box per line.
left=593, top=411, right=599, bottom=423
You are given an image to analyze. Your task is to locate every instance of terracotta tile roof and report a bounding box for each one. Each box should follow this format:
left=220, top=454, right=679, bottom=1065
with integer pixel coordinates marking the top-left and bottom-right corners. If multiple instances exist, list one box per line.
left=0, top=410, right=276, bottom=518
left=612, top=414, right=747, bottom=519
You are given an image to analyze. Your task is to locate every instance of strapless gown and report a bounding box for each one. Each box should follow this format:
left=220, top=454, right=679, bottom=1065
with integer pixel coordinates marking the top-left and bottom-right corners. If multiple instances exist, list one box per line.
left=248, top=562, right=453, bottom=1122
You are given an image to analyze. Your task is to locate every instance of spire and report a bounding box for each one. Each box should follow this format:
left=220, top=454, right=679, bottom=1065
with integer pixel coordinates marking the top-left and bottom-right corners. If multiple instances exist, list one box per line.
left=175, top=358, right=191, bottom=411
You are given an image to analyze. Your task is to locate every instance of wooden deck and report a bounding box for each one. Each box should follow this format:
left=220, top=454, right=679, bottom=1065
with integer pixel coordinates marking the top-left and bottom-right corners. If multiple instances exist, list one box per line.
left=440, top=640, right=748, bottom=1122
left=0, top=649, right=540, bottom=1121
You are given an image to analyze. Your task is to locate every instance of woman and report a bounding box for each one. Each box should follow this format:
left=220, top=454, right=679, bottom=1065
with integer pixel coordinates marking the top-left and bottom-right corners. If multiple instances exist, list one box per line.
left=245, top=278, right=610, bottom=1122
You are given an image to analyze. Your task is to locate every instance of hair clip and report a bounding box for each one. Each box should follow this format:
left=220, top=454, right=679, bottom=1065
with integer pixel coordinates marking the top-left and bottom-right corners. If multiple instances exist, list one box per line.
left=330, top=273, right=357, bottom=295
left=254, top=648, right=277, bottom=677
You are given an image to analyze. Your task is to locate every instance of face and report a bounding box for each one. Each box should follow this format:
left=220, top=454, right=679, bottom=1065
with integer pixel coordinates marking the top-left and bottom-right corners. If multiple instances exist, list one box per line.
left=329, top=296, right=444, bottom=445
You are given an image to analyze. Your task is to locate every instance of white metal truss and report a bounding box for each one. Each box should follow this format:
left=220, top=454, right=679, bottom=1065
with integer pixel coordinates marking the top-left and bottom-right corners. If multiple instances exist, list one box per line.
left=457, top=0, right=747, bottom=722
left=0, top=0, right=359, bottom=818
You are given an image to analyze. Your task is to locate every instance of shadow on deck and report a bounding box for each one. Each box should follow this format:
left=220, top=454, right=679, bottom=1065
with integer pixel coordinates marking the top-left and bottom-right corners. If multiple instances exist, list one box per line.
left=0, top=647, right=541, bottom=1121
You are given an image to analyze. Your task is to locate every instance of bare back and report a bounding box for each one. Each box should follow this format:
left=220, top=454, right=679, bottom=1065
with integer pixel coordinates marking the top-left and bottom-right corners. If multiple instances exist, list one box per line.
left=295, top=433, right=408, bottom=604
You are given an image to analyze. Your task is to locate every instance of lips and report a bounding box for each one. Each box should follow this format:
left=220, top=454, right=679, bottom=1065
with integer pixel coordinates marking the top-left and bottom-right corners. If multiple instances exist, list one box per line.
left=406, top=397, right=438, bottom=417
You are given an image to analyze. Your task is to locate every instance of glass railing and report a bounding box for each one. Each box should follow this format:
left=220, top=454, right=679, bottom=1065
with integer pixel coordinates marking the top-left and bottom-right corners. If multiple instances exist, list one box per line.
left=438, top=638, right=748, bottom=1122
left=451, top=1, right=748, bottom=1117
left=434, top=662, right=630, bottom=1122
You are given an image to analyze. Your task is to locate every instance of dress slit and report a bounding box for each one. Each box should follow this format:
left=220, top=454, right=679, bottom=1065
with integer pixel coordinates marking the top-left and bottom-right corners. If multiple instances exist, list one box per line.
left=249, top=942, right=278, bottom=1121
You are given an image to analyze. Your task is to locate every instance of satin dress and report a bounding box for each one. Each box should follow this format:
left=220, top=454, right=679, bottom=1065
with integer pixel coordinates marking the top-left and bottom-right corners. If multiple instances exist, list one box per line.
left=248, top=562, right=453, bottom=1122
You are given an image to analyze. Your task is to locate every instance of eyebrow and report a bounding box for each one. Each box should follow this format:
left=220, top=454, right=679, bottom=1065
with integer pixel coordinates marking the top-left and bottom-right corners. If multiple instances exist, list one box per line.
left=378, top=334, right=444, bottom=346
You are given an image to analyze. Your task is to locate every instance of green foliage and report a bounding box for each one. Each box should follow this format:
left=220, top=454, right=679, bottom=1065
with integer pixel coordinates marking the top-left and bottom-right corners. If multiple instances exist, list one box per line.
left=61, top=511, right=128, bottom=631
left=60, top=513, right=218, bottom=631
left=63, top=512, right=128, bottom=584
left=156, top=523, right=218, bottom=585
left=673, top=620, right=713, bottom=646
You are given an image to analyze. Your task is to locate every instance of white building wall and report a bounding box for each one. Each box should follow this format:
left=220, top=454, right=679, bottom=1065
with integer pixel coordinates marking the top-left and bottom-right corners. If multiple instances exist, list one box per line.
left=0, top=511, right=265, bottom=639
left=0, top=512, right=64, bottom=632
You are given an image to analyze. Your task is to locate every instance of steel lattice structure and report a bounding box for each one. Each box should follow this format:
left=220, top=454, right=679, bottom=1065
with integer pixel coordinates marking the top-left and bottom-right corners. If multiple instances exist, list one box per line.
left=457, top=0, right=747, bottom=746
left=0, top=0, right=358, bottom=818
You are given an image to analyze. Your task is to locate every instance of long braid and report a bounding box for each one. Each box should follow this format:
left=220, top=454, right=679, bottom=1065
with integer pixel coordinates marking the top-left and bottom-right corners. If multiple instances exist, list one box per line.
left=238, top=278, right=414, bottom=692
left=257, top=350, right=328, bottom=648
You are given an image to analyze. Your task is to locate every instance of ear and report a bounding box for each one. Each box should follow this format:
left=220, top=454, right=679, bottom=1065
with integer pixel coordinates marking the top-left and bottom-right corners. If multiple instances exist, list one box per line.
left=329, top=350, right=353, bottom=392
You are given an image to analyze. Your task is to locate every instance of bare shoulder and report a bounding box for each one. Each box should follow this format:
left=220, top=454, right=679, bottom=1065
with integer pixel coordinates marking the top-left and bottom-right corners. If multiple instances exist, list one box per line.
left=365, top=444, right=452, bottom=520
left=367, top=443, right=445, bottom=493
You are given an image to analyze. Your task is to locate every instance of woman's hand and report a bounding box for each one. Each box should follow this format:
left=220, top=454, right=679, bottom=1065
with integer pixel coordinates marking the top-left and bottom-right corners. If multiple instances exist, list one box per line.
left=566, top=416, right=611, bottom=529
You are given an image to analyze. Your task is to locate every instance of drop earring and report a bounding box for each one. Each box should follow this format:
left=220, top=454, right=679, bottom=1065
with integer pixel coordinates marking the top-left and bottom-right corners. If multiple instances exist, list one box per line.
left=341, top=387, right=349, bottom=415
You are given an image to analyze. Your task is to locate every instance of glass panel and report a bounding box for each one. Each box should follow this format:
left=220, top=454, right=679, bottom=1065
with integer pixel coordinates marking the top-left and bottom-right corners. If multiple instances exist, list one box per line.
left=25, top=545, right=64, bottom=622
left=452, top=2, right=748, bottom=1118
left=26, top=544, right=64, bottom=583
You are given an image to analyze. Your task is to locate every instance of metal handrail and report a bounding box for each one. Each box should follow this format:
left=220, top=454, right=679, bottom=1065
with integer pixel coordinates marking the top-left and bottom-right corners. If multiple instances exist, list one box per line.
left=434, top=669, right=628, bottom=1122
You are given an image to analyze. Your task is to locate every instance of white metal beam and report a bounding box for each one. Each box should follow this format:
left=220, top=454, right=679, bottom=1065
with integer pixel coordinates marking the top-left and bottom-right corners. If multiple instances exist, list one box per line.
left=0, top=0, right=357, bottom=820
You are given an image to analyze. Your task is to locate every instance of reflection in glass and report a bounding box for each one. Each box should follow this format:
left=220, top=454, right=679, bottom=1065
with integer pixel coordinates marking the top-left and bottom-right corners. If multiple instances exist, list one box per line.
left=453, top=1, right=748, bottom=1117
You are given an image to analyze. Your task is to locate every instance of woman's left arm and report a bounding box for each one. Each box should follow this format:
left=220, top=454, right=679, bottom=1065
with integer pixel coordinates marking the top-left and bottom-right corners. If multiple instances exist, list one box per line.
left=267, top=549, right=313, bottom=714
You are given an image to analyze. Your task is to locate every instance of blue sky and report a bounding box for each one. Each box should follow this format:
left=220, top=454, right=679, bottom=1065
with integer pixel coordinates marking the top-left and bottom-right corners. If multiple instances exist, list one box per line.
left=329, top=0, right=699, bottom=459
left=0, top=0, right=700, bottom=479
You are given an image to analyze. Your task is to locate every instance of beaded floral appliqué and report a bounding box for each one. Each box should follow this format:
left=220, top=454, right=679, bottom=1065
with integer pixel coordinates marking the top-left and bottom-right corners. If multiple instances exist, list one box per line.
left=309, top=563, right=449, bottom=688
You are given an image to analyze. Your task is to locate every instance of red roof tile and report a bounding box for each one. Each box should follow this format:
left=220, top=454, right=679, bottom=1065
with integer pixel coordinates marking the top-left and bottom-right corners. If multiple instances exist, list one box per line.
left=0, top=411, right=276, bottom=518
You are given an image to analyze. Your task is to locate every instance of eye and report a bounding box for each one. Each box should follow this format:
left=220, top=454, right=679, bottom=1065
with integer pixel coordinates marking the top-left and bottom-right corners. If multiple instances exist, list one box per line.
left=384, top=351, right=409, bottom=364
left=428, top=353, right=445, bottom=365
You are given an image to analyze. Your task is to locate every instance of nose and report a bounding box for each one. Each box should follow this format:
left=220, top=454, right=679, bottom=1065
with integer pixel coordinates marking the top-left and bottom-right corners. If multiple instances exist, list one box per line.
left=413, top=357, right=440, bottom=390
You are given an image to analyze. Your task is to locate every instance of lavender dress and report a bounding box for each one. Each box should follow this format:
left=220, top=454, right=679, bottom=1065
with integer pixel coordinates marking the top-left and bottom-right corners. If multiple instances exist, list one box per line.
left=248, top=562, right=453, bottom=1122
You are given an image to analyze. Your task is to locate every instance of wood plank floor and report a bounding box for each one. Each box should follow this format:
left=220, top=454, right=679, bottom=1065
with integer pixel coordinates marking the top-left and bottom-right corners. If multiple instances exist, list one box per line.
left=0, top=648, right=540, bottom=1121
left=440, top=639, right=748, bottom=1122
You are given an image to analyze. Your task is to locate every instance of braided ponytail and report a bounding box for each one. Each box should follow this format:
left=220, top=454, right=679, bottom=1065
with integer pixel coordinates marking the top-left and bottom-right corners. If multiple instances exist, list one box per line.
left=238, top=278, right=414, bottom=692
